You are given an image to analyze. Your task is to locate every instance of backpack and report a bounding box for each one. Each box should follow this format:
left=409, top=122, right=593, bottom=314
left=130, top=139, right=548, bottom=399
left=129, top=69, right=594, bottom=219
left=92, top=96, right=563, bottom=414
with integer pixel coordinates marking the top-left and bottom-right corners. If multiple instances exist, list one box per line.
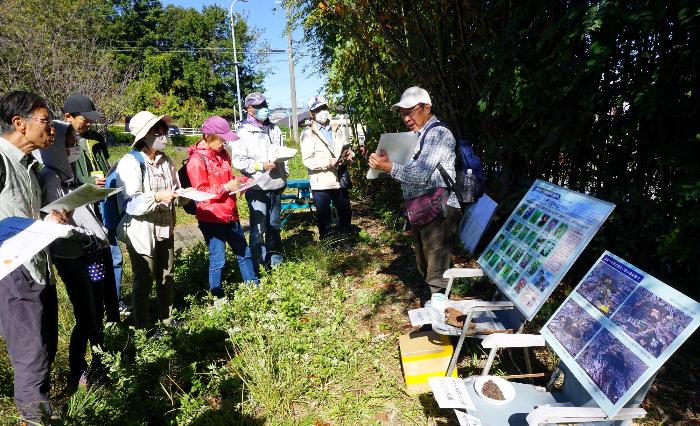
left=100, top=150, right=145, bottom=232
left=177, top=152, right=207, bottom=215
left=415, top=122, right=486, bottom=204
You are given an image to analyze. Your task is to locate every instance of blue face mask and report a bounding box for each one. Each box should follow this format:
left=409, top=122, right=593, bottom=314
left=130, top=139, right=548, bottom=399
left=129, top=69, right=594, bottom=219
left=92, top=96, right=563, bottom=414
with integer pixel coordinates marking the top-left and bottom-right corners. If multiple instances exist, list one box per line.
left=254, top=107, right=270, bottom=122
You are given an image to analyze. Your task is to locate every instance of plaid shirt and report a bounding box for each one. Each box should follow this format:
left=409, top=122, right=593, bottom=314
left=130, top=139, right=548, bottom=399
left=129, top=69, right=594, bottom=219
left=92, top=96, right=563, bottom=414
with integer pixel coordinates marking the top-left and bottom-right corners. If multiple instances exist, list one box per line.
left=389, top=115, right=460, bottom=208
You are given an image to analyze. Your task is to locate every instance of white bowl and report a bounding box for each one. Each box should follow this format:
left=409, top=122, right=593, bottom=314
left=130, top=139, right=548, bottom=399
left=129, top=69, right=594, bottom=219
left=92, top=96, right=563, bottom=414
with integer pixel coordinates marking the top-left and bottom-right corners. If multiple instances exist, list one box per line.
left=473, top=375, right=515, bottom=405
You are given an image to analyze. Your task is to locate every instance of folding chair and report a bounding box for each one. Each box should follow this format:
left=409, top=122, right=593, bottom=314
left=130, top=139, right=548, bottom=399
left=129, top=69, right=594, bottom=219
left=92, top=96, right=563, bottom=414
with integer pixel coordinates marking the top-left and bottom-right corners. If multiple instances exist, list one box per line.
left=427, top=268, right=527, bottom=376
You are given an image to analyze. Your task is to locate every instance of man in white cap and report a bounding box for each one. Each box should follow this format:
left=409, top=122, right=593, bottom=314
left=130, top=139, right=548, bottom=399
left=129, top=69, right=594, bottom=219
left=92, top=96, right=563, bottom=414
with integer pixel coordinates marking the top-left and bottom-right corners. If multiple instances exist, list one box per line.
left=369, top=86, right=460, bottom=295
left=232, top=92, right=288, bottom=272
left=300, top=95, right=354, bottom=239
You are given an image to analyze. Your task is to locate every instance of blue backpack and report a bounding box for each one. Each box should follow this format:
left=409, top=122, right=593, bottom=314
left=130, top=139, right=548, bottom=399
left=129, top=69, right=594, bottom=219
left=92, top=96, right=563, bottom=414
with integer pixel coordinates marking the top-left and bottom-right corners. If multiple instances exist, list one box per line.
left=415, top=122, right=486, bottom=203
left=100, top=150, right=146, bottom=232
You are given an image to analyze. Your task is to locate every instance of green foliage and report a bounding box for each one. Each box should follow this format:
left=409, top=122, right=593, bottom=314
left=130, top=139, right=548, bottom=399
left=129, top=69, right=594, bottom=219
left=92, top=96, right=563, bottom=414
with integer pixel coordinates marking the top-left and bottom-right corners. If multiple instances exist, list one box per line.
left=290, top=0, right=700, bottom=294
left=110, top=2, right=265, bottom=123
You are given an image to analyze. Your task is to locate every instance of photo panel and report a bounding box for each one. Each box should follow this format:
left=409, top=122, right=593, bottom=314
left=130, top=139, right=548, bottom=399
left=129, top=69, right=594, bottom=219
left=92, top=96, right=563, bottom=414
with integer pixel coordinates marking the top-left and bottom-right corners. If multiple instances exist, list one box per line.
left=577, top=329, right=647, bottom=404
left=612, top=287, right=693, bottom=358
left=576, top=262, right=638, bottom=317
left=546, top=299, right=602, bottom=356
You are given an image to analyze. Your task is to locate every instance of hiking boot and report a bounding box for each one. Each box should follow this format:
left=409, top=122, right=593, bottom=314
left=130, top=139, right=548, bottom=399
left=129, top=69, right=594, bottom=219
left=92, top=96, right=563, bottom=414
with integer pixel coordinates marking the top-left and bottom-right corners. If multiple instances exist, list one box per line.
left=119, top=301, right=131, bottom=318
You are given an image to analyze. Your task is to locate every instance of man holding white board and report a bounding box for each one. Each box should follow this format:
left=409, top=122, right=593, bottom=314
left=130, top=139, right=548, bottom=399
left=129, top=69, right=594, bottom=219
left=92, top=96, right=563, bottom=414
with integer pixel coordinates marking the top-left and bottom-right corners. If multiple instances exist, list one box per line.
left=369, top=87, right=460, bottom=295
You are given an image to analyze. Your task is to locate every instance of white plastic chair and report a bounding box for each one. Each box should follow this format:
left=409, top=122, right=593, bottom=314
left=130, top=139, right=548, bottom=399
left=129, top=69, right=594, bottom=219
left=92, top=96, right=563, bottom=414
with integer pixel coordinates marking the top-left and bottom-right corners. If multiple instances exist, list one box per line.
left=455, top=334, right=650, bottom=425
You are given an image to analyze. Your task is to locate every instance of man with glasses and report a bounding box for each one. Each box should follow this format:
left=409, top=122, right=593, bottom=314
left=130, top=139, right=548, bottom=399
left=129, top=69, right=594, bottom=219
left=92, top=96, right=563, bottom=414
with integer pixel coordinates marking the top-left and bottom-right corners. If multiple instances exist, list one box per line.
left=0, top=91, right=68, bottom=423
left=232, top=92, right=288, bottom=273
left=369, top=86, right=460, bottom=295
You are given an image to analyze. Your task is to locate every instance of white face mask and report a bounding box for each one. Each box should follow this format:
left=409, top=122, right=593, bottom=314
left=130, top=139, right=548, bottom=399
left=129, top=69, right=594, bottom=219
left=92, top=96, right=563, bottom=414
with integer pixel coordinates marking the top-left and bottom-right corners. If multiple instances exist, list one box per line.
left=151, top=135, right=167, bottom=151
left=66, top=146, right=82, bottom=164
left=314, top=110, right=330, bottom=125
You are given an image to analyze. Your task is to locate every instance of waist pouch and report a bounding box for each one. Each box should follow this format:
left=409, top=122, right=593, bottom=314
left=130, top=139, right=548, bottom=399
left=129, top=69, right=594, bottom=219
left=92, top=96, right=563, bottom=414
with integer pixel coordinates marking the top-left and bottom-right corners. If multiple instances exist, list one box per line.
left=404, top=187, right=449, bottom=227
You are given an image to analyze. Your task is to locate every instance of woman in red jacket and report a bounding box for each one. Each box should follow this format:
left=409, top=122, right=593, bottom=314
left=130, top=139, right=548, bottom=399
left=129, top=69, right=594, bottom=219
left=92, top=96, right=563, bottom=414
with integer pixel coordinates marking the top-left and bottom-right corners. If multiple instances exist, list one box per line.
left=186, top=116, right=258, bottom=297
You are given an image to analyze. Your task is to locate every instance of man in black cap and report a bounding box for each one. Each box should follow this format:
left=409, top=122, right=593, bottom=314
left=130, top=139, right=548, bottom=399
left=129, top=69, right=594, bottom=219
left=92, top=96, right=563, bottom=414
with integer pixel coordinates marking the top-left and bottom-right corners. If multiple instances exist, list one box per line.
left=62, top=94, right=109, bottom=186
left=60, top=94, right=122, bottom=321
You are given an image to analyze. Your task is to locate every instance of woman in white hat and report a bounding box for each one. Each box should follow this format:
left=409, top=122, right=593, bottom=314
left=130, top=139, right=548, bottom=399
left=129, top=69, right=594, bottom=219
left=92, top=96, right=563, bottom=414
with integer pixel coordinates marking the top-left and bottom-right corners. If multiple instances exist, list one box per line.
left=116, top=111, right=182, bottom=328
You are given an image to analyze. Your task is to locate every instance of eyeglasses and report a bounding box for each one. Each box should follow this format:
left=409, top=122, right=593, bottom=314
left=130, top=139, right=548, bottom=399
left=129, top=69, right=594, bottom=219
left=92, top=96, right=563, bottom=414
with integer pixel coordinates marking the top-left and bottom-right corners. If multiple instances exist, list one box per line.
left=399, top=104, right=423, bottom=118
left=24, top=115, right=53, bottom=127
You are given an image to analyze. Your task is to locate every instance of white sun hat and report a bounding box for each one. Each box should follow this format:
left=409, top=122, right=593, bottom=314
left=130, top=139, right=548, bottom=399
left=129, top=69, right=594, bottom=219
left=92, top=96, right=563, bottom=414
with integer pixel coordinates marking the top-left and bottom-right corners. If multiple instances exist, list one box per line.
left=391, top=86, right=432, bottom=112
left=129, top=111, right=168, bottom=147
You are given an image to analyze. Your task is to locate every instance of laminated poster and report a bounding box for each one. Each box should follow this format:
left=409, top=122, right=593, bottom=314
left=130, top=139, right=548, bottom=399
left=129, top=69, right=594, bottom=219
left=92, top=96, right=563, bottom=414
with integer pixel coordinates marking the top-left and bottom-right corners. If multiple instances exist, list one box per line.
left=541, top=251, right=700, bottom=417
left=477, top=179, right=615, bottom=320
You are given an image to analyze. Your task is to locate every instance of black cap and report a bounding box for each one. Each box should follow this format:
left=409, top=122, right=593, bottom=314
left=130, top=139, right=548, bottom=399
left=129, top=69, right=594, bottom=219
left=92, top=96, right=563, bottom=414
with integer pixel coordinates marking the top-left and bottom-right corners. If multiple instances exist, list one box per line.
left=62, top=94, right=104, bottom=121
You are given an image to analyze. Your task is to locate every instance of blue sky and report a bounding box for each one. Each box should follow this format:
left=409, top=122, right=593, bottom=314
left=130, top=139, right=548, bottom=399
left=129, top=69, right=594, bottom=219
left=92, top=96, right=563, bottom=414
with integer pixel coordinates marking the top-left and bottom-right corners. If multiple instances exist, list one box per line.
left=163, top=0, right=325, bottom=110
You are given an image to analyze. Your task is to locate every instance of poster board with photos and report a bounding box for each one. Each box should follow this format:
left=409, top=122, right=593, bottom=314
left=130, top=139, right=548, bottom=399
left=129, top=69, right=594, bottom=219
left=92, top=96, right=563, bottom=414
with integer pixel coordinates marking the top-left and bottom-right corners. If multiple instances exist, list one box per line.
left=541, top=252, right=700, bottom=417
left=477, top=179, right=615, bottom=320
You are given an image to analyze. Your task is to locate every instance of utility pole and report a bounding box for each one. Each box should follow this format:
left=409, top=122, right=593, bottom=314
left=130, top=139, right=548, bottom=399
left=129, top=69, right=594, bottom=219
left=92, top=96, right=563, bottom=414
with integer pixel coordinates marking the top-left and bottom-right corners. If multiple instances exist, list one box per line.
left=229, top=0, right=247, bottom=124
left=286, top=7, right=299, bottom=144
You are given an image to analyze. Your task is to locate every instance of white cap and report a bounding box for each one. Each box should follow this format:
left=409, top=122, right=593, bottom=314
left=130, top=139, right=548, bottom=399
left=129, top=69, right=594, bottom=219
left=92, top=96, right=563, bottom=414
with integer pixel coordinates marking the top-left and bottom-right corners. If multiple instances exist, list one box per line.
left=391, top=86, right=431, bottom=112
left=307, top=95, right=328, bottom=111
left=129, top=111, right=168, bottom=147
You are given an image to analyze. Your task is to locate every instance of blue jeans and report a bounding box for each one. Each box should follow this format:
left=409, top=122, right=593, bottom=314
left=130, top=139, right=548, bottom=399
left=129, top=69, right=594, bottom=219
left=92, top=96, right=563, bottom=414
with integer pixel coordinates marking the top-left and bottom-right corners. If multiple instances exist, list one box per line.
left=199, top=221, right=258, bottom=296
left=245, top=190, right=283, bottom=273
left=108, top=230, right=123, bottom=300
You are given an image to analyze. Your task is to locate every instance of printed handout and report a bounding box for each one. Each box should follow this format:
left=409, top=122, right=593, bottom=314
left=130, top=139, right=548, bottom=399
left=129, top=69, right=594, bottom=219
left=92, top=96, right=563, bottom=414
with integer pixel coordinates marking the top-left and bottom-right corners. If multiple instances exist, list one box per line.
left=175, top=188, right=217, bottom=202
left=40, top=183, right=121, bottom=213
left=273, top=146, right=298, bottom=162
left=230, top=172, right=271, bottom=194
left=0, top=217, right=72, bottom=280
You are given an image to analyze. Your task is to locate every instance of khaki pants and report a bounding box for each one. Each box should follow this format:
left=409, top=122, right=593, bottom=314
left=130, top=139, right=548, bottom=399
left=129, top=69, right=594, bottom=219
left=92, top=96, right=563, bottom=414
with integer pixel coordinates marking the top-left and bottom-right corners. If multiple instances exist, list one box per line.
left=127, top=238, right=174, bottom=328
left=411, top=205, right=460, bottom=293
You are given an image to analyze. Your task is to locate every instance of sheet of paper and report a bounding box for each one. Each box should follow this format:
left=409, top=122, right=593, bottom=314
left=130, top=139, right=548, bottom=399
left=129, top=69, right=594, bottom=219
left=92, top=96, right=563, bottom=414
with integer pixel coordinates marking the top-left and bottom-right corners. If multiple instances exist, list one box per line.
left=454, top=410, right=482, bottom=426
left=428, top=377, right=476, bottom=410
left=40, top=183, right=122, bottom=213
left=408, top=308, right=440, bottom=326
left=175, top=188, right=217, bottom=202
left=230, top=172, right=271, bottom=194
left=273, top=146, right=298, bottom=162
left=366, top=132, right=418, bottom=179
left=541, top=251, right=700, bottom=418
left=459, top=194, right=498, bottom=254
left=0, top=217, right=71, bottom=280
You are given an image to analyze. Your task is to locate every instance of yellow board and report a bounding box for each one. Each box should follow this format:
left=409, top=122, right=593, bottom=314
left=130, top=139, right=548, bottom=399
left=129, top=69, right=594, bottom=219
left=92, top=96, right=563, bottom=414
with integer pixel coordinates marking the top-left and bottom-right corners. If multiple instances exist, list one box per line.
left=399, top=331, right=457, bottom=395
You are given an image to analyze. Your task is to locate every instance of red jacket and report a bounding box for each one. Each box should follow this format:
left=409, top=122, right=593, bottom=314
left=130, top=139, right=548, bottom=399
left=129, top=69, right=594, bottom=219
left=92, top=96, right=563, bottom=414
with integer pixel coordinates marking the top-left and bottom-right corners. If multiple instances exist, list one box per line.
left=186, top=141, right=247, bottom=223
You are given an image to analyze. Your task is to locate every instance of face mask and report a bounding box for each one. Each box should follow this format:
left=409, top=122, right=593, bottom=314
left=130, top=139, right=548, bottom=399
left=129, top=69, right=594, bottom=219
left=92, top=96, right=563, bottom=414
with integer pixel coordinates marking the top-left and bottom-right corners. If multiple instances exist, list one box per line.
left=66, top=146, right=82, bottom=163
left=255, top=107, right=270, bottom=122
left=152, top=135, right=167, bottom=151
left=315, top=110, right=330, bottom=125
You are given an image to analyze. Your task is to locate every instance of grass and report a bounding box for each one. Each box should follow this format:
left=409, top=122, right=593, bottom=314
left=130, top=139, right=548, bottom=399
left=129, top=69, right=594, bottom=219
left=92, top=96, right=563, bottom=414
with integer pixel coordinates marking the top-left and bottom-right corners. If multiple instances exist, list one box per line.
left=3, top=133, right=689, bottom=424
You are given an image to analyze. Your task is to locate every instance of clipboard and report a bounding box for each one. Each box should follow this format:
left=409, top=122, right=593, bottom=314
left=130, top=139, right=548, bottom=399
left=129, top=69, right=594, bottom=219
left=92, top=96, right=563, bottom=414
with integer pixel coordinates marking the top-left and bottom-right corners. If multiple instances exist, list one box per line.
left=334, top=144, right=351, bottom=167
